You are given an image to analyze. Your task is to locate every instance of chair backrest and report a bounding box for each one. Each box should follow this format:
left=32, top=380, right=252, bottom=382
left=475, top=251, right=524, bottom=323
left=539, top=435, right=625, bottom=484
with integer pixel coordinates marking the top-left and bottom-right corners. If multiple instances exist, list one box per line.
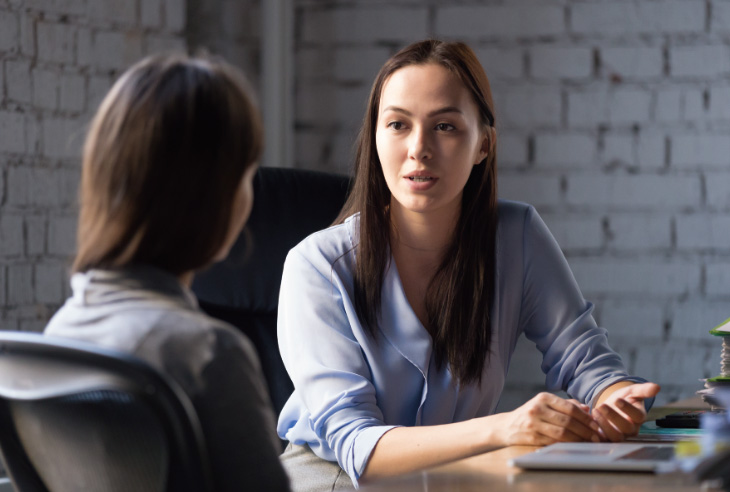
left=192, top=167, right=351, bottom=416
left=0, top=331, right=213, bottom=492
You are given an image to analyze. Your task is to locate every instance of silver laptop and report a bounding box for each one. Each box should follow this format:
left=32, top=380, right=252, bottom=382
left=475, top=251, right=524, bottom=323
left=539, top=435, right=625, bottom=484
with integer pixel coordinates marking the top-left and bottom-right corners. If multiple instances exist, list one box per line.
left=509, top=442, right=677, bottom=472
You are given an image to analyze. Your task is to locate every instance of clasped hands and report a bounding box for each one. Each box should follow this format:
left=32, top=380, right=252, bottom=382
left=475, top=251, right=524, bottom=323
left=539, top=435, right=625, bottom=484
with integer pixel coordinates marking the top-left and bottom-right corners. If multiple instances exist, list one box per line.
left=496, top=382, right=661, bottom=446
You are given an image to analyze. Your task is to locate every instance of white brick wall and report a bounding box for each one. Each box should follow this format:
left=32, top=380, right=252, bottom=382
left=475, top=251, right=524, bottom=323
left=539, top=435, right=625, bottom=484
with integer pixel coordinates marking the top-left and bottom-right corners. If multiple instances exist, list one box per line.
left=294, top=0, right=730, bottom=408
left=0, top=0, right=188, bottom=338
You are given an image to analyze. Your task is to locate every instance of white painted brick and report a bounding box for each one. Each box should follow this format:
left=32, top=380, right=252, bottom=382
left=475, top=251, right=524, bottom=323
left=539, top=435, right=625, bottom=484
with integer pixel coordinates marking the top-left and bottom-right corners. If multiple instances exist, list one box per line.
left=48, top=215, right=77, bottom=257
left=88, top=74, right=113, bottom=112
left=475, top=47, right=524, bottom=80
left=601, top=46, right=663, bottom=79
left=531, top=46, right=592, bottom=80
left=87, top=0, right=137, bottom=26
left=25, top=216, right=46, bottom=256
left=570, top=260, right=700, bottom=296
left=601, top=301, right=664, bottom=340
left=25, top=115, right=40, bottom=155
left=24, top=0, right=85, bottom=16
left=708, top=86, right=730, bottom=120
left=533, top=133, right=596, bottom=167
left=141, top=0, right=162, bottom=28
left=500, top=86, right=562, bottom=128
left=37, top=22, right=74, bottom=64
left=0, top=111, right=26, bottom=154
left=711, top=0, right=730, bottom=32
left=705, top=172, right=730, bottom=210
left=334, top=47, right=390, bottom=82
left=498, top=133, right=528, bottom=166
left=601, top=134, right=633, bottom=166
left=567, top=89, right=607, bottom=127
left=42, top=117, right=84, bottom=159
left=5, top=60, right=32, bottom=104
left=566, top=174, right=701, bottom=210
left=296, top=83, right=368, bottom=129
left=571, top=1, right=705, bottom=35
left=7, top=167, right=79, bottom=208
left=296, top=48, right=333, bottom=82
left=684, top=88, right=706, bottom=122
left=676, top=215, right=730, bottom=249
left=59, top=73, right=85, bottom=112
left=164, top=0, right=186, bottom=33
left=7, top=264, right=34, bottom=305
left=541, top=214, right=603, bottom=250
left=637, top=132, right=666, bottom=169
left=672, top=301, right=730, bottom=340
left=222, top=0, right=259, bottom=39
left=330, top=132, right=357, bottom=171
left=294, top=130, right=327, bottom=169
left=32, top=68, right=59, bottom=110
left=76, top=27, right=91, bottom=66
left=498, top=174, right=561, bottom=208
left=20, top=12, right=34, bottom=56
left=655, top=88, right=682, bottom=122
left=608, top=88, right=652, bottom=124
left=670, top=45, right=730, bottom=78
left=146, top=35, right=186, bottom=54
left=436, top=5, right=565, bottom=39
left=302, top=7, right=427, bottom=43
left=35, top=263, right=65, bottom=304
left=0, top=215, right=24, bottom=257
left=653, top=347, right=709, bottom=387
left=93, top=31, right=143, bottom=70
left=672, top=135, right=730, bottom=168
left=706, top=262, right=730, bottom=296
left=608, top=214, right=671, bottom=250
left=0, top=10, right=18, bottom=52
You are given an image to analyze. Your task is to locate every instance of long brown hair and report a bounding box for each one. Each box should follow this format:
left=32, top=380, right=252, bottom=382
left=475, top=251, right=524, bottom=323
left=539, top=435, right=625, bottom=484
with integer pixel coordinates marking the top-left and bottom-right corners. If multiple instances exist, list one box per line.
left=335, top=39, right=498, bottom=386
left=74, top=54, right=262, bottom=275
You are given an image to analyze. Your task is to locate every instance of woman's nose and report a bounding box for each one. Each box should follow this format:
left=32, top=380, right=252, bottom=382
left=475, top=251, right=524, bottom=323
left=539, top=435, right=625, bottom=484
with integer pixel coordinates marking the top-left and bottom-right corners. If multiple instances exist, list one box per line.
left=408, top=127, right=432, bottom=161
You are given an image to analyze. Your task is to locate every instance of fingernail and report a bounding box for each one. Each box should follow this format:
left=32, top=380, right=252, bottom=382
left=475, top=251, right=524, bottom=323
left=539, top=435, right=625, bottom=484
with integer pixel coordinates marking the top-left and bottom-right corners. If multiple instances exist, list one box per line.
left=590, top=422, right=599, bottom=431
left=592, top=434, right=600, bottom=443
left=617, top=400, right=626, bottom=408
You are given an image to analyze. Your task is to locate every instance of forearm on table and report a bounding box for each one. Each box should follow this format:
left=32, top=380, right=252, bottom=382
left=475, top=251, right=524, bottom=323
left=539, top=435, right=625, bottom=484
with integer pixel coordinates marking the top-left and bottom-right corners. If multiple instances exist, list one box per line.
left=361, top=415, right=501, bottom=482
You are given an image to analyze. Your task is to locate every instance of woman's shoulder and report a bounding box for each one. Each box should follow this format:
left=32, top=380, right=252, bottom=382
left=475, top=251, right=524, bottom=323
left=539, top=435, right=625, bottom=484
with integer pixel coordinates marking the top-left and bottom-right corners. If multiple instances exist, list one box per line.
left=287, top=212, right=359, bottom=265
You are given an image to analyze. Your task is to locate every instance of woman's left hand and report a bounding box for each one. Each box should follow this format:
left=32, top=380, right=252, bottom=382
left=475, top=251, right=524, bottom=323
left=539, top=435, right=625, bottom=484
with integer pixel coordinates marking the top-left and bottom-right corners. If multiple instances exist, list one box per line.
left=592, top=382, right=661, bottom=442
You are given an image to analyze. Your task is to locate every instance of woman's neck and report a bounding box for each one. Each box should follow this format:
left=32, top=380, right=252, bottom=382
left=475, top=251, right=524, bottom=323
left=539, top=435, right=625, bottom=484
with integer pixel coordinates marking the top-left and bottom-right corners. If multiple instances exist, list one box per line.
left=389, top=200, right=458, bottom=261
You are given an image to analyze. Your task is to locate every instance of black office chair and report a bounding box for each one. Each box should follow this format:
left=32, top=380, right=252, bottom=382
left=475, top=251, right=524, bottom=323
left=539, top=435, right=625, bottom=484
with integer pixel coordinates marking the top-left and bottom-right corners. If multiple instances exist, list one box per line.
left=192, top=167, right=351, bottom=417
left=0, top=331, right=213, bottom=492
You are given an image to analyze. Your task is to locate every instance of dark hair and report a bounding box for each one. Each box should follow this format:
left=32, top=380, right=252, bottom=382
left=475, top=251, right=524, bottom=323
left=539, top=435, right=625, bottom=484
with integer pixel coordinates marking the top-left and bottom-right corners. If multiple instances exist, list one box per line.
left=335, top=39, right=498, bottom=386
left=73, top=53, right=262, bottom=275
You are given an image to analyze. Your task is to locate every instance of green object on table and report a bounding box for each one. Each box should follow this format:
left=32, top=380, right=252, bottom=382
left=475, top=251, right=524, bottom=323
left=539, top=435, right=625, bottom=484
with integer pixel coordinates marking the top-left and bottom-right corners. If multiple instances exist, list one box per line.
left=709, top=317, right=730, bottom=336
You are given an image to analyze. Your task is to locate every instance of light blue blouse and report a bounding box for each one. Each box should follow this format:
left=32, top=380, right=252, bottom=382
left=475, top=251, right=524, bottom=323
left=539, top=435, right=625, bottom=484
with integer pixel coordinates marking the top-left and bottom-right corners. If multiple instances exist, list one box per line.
left=277, top=200, right=646, bottom=487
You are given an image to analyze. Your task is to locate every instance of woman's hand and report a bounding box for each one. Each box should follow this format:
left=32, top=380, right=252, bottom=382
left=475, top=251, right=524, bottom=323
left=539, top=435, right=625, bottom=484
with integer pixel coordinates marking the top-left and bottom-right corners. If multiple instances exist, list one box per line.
left=592, top=382, right=661, bottom=442
left=491, top=392, right=601, bottom=446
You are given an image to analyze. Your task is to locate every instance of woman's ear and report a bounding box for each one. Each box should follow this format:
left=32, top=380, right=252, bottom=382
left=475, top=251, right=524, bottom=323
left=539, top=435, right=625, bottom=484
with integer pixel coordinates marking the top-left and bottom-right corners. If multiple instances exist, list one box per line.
left=475, top=126, right=495, bottom=165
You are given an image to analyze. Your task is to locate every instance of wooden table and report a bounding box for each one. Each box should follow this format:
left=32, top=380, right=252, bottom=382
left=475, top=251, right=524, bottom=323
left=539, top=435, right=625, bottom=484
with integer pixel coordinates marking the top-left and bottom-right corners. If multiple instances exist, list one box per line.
left=362, top=397, right=720, bottom=492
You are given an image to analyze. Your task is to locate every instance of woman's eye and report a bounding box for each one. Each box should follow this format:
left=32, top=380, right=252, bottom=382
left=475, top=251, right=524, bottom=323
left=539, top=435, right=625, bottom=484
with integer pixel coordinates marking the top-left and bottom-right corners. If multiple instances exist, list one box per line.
left=387, top=121, right=404, bottom=130
left=435, top=123, right=455, bottom=131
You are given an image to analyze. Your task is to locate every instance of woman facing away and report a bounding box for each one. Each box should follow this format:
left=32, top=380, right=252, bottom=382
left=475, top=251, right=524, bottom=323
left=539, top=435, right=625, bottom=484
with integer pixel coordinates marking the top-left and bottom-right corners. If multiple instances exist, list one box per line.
left=276, top=39, right=660, bottom=490
left=44, top=54, right=289, bottom=491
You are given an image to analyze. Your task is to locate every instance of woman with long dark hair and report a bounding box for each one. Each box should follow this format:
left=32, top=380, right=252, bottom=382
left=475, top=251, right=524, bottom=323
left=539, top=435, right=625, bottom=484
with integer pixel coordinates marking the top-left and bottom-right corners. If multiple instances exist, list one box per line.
left=45, top=54, right=289, bottom=491
left=277, top=39, right=659, bottom=490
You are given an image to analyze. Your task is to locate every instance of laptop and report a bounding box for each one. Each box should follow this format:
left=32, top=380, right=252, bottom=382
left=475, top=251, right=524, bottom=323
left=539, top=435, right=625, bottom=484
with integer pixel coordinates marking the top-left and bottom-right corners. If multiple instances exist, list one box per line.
left=509, top=442, right=677, bottom=473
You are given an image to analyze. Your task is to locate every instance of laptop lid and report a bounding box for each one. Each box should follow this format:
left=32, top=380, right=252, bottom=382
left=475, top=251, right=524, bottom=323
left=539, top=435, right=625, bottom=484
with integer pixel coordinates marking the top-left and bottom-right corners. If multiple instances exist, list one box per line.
left=509, top=442, right=676, bottom=473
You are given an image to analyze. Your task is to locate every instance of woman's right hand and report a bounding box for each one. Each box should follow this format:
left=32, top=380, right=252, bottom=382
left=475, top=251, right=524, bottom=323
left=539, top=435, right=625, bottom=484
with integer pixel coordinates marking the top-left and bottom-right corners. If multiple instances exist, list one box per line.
left=488, top=392, right=601, bottom=446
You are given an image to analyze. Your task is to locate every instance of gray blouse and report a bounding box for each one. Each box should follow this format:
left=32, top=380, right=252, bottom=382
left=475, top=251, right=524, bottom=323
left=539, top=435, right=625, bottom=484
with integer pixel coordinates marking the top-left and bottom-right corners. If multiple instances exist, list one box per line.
left=45, top=266, right=289, bottom=491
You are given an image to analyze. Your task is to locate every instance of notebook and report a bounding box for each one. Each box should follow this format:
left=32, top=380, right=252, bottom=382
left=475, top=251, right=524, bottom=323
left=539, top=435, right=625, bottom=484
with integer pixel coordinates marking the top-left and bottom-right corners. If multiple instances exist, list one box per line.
left=509, top=442, right=677, bottom=472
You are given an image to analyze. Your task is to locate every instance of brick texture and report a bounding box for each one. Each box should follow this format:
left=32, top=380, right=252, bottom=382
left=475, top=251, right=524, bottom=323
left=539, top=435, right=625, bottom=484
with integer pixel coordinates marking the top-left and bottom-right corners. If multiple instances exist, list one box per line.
left=0, top=1, right=188, bottom=351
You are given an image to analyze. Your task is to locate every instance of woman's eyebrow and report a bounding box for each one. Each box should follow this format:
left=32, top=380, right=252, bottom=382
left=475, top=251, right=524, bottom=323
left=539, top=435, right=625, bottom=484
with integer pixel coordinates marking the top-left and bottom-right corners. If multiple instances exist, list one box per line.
left=381, top=105, right=464, bottom=117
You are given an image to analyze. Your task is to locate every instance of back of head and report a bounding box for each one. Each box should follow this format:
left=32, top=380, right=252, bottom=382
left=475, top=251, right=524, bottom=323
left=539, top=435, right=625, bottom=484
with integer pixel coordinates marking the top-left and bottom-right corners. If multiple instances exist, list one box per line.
left=74, top=54, right=262, bottom=276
